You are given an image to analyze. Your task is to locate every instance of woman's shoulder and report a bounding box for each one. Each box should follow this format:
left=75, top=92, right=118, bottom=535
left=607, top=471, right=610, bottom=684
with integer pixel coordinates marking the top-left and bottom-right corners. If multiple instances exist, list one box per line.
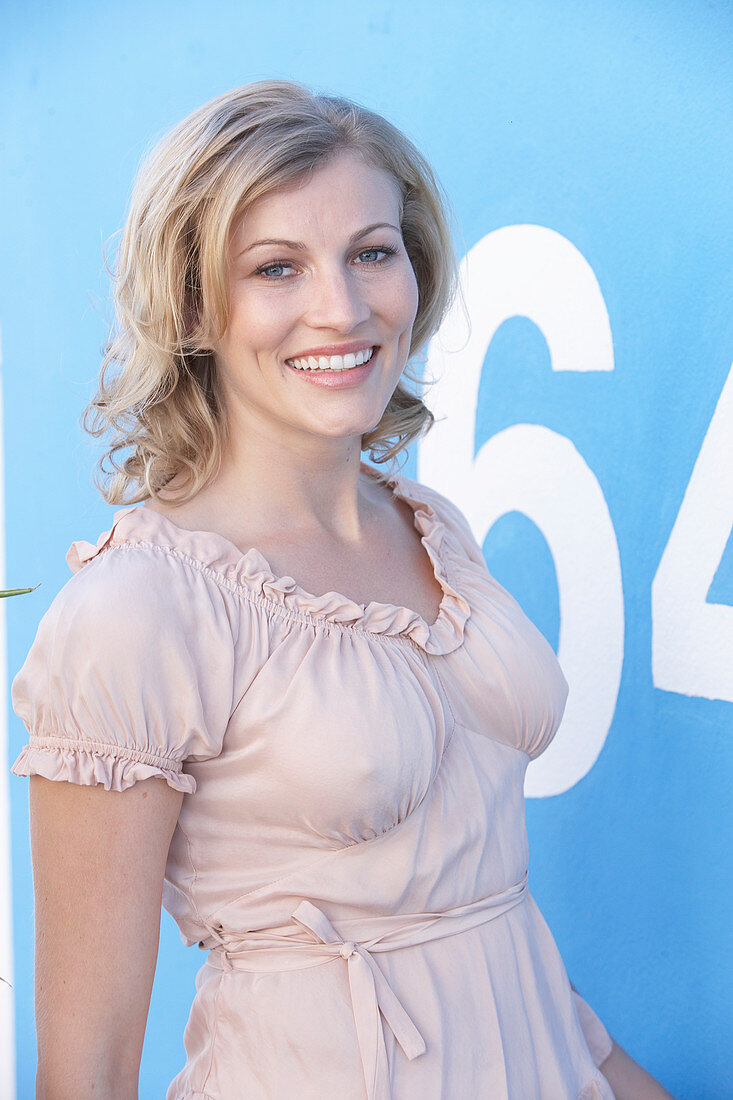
left=65, top=497, right=263, bottom=604
left=66, top=499, right=214, bottom=575
left=26, top=510, right=235, bottom=668
left=12, top=506, right=243, bottom=794
left=30, top=502, right=258, bottom=672
left=393, top=472, right=487, bottom=569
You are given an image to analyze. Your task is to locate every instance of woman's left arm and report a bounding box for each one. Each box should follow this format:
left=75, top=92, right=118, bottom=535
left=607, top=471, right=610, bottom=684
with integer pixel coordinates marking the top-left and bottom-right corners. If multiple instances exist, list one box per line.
left=570, top=984, right=677, bottom=1100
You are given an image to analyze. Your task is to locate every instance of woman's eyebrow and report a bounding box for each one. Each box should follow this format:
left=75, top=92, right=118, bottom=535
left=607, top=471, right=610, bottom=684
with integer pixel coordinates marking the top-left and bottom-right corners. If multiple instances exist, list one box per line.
left=237, top=222, right=401, bottom=257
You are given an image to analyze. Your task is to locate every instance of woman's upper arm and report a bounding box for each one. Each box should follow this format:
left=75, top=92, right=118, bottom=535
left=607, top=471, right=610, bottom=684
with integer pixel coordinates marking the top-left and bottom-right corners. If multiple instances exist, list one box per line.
left=11, top=548, right=242, bottom=1096
left=30, top=774, right=183, bottom=1099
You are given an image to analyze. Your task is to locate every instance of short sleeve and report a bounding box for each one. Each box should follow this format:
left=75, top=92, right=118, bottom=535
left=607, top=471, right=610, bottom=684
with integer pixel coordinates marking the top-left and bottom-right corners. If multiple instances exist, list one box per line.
left=10, top=545, right=237, bottom=795
left=572, top=990, right=614, bottom=1068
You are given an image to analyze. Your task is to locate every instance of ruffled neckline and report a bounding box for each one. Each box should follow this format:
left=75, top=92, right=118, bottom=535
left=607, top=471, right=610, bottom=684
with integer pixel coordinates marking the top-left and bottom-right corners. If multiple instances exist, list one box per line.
left=66, top=462, right=471, bottom=655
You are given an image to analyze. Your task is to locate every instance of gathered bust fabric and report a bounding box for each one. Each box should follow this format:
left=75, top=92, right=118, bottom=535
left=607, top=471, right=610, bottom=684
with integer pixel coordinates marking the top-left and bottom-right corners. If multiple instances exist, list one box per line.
left=11, top=462, right=615, bottom=1099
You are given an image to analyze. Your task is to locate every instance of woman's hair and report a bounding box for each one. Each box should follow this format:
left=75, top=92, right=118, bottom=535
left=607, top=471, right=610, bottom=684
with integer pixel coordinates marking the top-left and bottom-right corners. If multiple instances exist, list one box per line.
left=82, top=79, right=460, bottom=505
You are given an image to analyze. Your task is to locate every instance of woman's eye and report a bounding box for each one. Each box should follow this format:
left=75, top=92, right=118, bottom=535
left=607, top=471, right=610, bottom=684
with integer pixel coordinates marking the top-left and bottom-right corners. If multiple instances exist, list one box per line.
left=356, top=246, right=396, bottom=264
left=256, top=261, right=297, bottom=280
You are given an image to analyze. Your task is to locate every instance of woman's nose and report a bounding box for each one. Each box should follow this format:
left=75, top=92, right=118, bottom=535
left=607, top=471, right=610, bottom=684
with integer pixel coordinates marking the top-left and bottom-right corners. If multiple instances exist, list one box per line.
left=304, top=265, right=372, bottom=333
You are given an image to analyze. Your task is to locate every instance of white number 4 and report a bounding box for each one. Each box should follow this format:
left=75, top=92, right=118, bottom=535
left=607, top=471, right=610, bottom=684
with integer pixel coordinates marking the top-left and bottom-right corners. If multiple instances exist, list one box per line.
left=652, top=360, right=733, bottom=702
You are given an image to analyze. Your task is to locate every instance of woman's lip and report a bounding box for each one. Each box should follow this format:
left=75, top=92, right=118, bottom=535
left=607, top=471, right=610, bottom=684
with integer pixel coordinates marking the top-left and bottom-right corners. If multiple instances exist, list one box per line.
left=285, top=341, right=379, bottom=362
left=286, top=347, right=379, bottom=388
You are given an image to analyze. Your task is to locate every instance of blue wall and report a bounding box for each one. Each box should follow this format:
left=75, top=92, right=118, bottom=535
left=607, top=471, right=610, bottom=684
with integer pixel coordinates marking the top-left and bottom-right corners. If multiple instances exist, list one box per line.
left=3, top=2, right=731, bottom=1097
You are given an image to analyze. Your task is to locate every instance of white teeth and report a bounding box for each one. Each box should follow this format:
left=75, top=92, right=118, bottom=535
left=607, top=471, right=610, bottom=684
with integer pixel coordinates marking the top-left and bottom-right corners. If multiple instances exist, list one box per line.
left=287, top=346, right=376, bottom=372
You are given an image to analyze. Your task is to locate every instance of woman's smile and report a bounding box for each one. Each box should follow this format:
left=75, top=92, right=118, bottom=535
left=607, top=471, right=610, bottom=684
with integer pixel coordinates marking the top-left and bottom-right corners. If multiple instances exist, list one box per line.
left=285, top=344, right=380, bottom=388
left=285, top=341, right=377, bottom=371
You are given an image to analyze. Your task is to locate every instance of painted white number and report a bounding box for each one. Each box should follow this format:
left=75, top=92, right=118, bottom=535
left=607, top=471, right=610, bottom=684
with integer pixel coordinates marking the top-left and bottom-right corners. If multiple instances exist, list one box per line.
left=652, top=361, right=733, bottom=701
left=418, top=225, right=624, bottom=797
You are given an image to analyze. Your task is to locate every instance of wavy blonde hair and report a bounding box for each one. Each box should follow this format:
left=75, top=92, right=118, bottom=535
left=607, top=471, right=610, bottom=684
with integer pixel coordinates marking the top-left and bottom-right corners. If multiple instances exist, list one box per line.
left=82, top=79, right=460, bottom=505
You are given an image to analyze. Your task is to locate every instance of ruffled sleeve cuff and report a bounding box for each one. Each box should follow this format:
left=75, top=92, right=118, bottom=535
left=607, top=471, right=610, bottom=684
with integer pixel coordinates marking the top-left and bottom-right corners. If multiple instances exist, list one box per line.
left=572, top=990, right=614, bottom=1067
left=10, top=734, right=196, bottom=794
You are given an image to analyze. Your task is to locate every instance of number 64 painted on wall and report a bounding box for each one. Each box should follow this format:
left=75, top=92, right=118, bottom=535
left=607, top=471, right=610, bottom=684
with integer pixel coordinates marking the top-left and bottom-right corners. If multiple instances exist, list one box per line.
left=418, top=224, right=732, bottom=797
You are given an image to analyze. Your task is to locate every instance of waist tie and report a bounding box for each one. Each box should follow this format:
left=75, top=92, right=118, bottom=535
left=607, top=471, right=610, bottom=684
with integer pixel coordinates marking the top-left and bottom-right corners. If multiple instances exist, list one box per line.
left=206, top=872, right=528, bottom=1100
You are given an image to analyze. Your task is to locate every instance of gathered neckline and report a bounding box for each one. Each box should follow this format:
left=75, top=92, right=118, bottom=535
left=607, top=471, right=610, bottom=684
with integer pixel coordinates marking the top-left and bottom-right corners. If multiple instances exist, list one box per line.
left=65, top=462, right=472, bottom=655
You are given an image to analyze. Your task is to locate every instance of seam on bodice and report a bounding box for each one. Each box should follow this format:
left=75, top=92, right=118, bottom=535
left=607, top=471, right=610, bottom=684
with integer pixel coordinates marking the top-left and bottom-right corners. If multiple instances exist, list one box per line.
left=201, top=715, right=462, bottom=934
left=106, top=541, right=448, bottom=654
left=454, top=719, right=533, bottom=762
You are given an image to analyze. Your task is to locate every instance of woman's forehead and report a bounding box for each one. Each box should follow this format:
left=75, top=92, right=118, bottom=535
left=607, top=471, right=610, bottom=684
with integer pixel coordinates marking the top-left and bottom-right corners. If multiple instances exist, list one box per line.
left=229, top=155, right=403, bottom=250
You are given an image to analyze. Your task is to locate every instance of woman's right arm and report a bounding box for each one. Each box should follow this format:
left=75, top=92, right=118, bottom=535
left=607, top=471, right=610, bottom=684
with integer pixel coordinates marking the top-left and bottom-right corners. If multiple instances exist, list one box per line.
left=30, top=773, right=184, bottom=1100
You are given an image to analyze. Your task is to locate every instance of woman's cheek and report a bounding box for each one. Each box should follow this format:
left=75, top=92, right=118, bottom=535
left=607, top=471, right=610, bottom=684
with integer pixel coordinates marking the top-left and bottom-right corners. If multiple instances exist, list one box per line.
left=400, top=265, right=416, bottom=325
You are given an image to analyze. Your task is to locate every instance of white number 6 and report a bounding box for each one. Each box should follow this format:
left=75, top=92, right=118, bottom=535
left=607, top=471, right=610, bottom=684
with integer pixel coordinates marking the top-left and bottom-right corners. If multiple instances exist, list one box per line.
left=418, top=225, right=624, bottom=797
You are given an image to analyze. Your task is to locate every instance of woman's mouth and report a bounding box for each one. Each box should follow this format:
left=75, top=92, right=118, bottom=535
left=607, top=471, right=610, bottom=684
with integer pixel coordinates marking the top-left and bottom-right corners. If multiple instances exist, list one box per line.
left=285, top=346, right=376, bottom=372
left=284, top=346, right=379, bottom=388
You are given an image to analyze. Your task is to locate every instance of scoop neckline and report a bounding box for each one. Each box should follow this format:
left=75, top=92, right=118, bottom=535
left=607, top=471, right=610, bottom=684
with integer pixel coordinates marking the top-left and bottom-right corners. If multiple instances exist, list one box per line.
left=66, top=461, right=472, bottom=655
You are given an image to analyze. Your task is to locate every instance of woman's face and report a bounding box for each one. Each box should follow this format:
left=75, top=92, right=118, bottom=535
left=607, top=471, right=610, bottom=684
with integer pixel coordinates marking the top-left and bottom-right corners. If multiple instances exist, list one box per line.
left=213, top=149, right=420, bottom=455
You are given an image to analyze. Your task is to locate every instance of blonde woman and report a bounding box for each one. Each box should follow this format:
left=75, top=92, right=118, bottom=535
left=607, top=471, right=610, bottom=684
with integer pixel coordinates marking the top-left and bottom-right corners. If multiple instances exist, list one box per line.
left=11, top=81, right=674, bottom=1100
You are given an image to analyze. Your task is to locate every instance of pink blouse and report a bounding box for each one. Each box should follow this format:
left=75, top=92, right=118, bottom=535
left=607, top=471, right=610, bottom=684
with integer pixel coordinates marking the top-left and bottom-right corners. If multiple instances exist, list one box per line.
left=11, top=462, right=614, bottom=1099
